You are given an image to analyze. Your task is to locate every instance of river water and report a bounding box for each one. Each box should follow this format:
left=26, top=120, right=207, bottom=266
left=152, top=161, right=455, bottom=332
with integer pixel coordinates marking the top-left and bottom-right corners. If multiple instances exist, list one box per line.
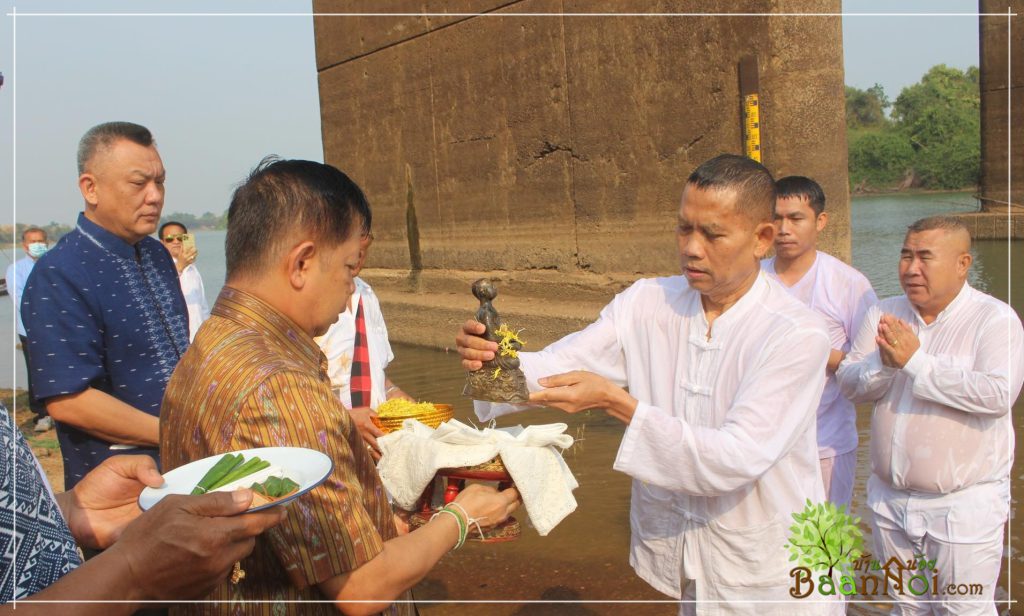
left=1, top=193, right=1019, bottom=613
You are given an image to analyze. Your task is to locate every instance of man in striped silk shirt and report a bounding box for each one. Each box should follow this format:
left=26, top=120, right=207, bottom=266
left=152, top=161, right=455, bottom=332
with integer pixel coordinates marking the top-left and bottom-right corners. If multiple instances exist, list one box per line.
left=161, top=158, right=519, bottom=615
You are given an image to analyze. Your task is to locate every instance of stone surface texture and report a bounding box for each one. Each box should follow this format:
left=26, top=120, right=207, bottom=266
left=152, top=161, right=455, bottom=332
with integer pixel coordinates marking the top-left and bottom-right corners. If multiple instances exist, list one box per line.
left=979, top=1, right=1022, bottom=213
left=314, top=1, right=849, bottom=348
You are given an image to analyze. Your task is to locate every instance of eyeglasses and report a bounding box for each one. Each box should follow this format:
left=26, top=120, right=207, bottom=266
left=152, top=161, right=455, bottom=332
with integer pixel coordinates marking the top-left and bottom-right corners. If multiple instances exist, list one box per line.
left=162, top=234, right=184, bottom=243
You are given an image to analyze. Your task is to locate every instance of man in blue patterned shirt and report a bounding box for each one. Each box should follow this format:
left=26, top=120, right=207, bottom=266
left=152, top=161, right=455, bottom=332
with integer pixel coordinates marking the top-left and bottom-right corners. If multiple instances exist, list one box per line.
left=22, top=122, right=189, bottom=488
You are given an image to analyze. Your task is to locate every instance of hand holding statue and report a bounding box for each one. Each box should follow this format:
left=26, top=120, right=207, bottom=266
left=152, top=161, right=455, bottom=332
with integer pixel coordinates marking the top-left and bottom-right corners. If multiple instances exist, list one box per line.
left=459, top=279, right=530, bottom=404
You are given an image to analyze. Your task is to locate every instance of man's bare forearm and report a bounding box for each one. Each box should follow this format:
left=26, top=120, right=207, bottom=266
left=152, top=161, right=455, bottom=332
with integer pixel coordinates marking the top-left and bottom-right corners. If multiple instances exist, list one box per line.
left=46, top=388, right=159, bottom=447
left=318, top=513, right=460, bottom=615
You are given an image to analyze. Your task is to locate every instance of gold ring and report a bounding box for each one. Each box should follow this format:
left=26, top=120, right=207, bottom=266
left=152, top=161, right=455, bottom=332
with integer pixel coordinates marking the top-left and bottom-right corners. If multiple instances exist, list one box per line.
left=890, top=339, right=899, bottom=347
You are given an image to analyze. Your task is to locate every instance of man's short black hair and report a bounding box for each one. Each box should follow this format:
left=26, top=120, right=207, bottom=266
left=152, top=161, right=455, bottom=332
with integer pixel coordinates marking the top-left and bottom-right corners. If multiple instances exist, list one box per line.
left=225, top=157, right=372, bottom=281
left=907, top=215, right=972, bottom=250
left=686, top=154, right=776, bottom=224
left=77, top=122, right=155, bottom=174
left=21, top=226, right=46, bottom=241
left=159, top=221, right=188, bottom=238
left=775, top=176, right=826, bottom=215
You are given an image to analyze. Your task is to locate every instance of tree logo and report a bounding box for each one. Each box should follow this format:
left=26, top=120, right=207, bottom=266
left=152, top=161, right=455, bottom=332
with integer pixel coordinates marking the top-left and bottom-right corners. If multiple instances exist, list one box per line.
left=785, top=499, right=864, bottom=577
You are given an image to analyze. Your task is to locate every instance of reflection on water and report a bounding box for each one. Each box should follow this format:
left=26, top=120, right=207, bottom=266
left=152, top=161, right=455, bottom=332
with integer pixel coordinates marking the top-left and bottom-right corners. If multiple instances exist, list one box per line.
left=1, top=195, right=1020, bottom=613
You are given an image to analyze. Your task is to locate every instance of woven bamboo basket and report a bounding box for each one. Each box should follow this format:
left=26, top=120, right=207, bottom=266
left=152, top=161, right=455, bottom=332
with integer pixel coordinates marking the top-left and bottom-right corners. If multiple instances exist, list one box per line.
left=375, top=403, right=454, bottom=434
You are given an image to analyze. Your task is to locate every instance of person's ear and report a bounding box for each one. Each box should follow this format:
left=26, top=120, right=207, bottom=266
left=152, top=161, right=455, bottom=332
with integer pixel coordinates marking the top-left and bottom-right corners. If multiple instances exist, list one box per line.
left=286, top=241, right=317, bottom=291
left=816, top=211, right=828, bottom=232
left=79, top=173, right=99, bottom=207
left=957, top=252, right=973, bottom=278
left=753, top=221, right=776, bottom=259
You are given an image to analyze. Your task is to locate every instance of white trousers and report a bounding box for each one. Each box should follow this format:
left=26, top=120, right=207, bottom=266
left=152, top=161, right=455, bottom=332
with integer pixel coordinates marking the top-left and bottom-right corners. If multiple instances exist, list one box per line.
left=820, top=449, right=857, bottom=510
left=868, top=476, right=1005, bottom=615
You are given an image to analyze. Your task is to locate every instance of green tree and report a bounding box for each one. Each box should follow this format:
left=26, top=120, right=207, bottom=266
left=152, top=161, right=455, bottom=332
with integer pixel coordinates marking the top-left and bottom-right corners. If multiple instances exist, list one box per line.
left=846, top=64, right=980, bottom=191
left=848, top=130, right=915, bottom=187
left=785, top=499, right=864, bottom=577
left=845, top=83, right=890, bottom=129
left=892, top=64, right=980, bottom=187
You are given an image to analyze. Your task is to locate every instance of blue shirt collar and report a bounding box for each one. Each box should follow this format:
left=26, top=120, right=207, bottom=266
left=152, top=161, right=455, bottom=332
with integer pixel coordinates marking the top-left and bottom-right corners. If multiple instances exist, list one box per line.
left=75, top=212, right=141, bottom=261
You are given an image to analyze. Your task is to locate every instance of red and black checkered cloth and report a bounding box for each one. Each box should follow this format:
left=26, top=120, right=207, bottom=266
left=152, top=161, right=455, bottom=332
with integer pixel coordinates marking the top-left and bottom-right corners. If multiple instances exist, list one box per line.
left=350, top=296, right=371, bottom=408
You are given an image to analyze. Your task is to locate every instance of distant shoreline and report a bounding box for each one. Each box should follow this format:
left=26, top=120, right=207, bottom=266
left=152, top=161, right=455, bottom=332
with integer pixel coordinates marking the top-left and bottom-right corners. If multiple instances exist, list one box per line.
left=851, top=186, right=978, bottom=198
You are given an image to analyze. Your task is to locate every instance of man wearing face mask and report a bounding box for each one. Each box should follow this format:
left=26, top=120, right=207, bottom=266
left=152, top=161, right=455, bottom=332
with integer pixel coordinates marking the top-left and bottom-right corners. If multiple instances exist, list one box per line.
left=6, top=227, right=52, bottom=432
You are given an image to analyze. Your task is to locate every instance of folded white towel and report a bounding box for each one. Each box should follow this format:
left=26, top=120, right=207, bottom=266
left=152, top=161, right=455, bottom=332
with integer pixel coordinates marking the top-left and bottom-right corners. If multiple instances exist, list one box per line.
left=377, top=419, right=578, bottom=536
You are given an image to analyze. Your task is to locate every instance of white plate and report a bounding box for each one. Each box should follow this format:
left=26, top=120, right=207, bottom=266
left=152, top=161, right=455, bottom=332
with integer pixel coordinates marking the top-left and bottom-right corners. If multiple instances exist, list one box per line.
left=138, top=447, right=334, bottom=513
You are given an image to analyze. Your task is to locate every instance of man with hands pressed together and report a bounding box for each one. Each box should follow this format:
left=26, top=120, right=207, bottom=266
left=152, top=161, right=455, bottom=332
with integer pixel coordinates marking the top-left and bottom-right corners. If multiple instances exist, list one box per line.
left=837, top=217, right=1023, bottom=615
left=0, top=404, right=285, bottom=614
left=457, top=155, right=832, bottom=614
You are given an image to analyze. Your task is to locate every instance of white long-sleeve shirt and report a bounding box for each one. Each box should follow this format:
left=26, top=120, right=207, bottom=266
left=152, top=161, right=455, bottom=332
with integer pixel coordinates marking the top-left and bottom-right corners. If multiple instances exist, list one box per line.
left=476, top=274, right=831, bottom=606
left=762, top=251, right=877, bottom=458
left=315, top=277, right=395, bottom=409
left=178, top=263, right=210, bottom=342
left=837, top=283, right=1024, bottom=495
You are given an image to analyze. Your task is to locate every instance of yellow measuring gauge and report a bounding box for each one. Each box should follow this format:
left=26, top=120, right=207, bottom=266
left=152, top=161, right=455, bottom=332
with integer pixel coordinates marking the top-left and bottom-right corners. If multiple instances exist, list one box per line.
left=743, top=93, right=761, bottom=163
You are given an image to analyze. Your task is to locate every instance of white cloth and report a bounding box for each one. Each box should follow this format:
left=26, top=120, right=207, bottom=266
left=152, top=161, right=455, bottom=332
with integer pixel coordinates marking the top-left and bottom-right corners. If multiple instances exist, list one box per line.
left=6, top=255, right=36, bottom=337
left=836, top=283, right=1024, bottom=495
left=178, top=263, right=210, bottom=342
left=316, top=277, right=394, bottom=409
left=762, top=252, right=877, bottom=458
left=475, top=274, right=832, bottom=612
left=376, top=419, right=578, bottom=536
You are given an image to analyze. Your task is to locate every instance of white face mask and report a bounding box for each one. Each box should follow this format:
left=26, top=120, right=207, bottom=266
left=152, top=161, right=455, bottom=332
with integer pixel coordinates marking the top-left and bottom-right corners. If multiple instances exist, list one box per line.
left=27, top=242, right=48, bottom=258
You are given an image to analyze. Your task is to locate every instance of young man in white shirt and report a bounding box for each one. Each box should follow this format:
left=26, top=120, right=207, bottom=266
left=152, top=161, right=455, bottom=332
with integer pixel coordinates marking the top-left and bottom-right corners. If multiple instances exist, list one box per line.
left=457, top=154, right=833, bottom=614
left=837, top=216, right=1023, bottom=614
left=761, top=176, right=877, bottom=509
left=316, top=229, right=411, bottom=457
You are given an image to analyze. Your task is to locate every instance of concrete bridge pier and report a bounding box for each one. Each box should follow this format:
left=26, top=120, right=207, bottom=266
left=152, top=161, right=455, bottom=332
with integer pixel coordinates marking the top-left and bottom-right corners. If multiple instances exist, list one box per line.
left=314, top=2, right=849, bottom=348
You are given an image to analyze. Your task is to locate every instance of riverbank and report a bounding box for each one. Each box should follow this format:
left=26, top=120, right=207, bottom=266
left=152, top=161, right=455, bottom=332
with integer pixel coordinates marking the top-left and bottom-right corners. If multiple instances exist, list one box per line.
left=851, top=185, right=979, bottom=197
left=2, top=388, right=63, bottom=491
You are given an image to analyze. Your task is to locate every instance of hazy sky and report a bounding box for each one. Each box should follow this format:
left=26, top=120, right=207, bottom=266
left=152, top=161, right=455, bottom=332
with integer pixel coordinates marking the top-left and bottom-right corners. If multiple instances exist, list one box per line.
left=1, top=0, right=985, bottom=226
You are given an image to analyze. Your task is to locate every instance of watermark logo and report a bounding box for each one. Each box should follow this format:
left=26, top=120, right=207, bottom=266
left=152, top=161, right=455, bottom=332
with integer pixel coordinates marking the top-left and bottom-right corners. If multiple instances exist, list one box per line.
left=786, top=499, right=983, bottom=599
left=785, top=498, right=864, bottom=578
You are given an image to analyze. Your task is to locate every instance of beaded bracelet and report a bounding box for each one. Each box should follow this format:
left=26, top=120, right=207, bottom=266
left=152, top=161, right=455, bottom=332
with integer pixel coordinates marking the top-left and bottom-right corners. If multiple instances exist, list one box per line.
left=430, top=506, right=467, bottom=549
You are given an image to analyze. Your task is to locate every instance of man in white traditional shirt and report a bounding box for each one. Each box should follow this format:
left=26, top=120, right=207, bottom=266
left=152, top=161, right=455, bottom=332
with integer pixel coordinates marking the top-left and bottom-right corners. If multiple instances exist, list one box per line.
left=457, top=154, right=832, bottom=614
left=159, top=221, right=210, bottom=341
left=316, top=227, right=412, bottom=457
left=761, top=176, right=877, bottom=509
left=837, top=216, right=1023, bottom=615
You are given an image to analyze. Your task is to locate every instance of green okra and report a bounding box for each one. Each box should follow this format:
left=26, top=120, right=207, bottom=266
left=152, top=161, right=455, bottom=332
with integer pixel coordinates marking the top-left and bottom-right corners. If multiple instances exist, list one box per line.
left=191, top=453, right=243, bottom=495
left=209, top=458, right=271, bottom=491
